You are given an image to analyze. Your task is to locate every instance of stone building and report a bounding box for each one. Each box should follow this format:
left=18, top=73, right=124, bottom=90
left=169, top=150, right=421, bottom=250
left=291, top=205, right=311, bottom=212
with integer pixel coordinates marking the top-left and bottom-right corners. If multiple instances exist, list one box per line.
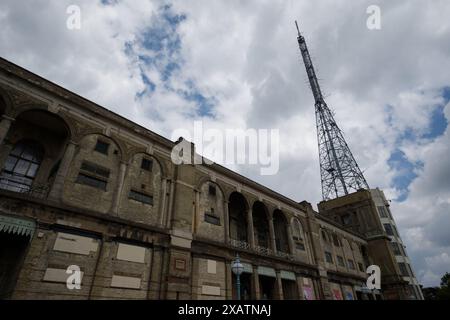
left=0, top=58, right=421, bottom=300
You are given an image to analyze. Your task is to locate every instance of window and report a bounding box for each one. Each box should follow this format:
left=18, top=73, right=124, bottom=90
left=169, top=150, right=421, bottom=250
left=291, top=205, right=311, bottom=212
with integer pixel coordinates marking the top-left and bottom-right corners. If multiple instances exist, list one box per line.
left=321, top=230, right=328, bottom=242
left=390, top=242, right=401, bottom=255
left=76, top=173, right=107, bottom=190
left=398, top=263, right=409, bottom=276
left=392, top=225, right=399, bottom=237
left=76, top=161, right=110, bottom=191
left=337, top=255, right=345, bottom=267
left=358, top=262, right=364, bottom=272
left=204, top=212, right=221, bottom=226
left=332, top=234, right=341, bottom=247
left=341, top=214, right=352, bottom=225
left=384, top=224, right=394, bottom=236
left=347, top=259, right=355, bottom=270
left=292, top=218, right=306, bottom=251
left=80, top=162, right=110, bottom=178
left=325, top=251, right=333, bottom=264
left=0, top=140, right=44, bottom=192
left=141, top=158, right=153, bottom=171
left=94, top=140, right=110, bottom=155
left=377, top=206, right=388, bottom=218
left=129, top=190, right=153, bottom=205
left=208, top=184, right=216, bottom=196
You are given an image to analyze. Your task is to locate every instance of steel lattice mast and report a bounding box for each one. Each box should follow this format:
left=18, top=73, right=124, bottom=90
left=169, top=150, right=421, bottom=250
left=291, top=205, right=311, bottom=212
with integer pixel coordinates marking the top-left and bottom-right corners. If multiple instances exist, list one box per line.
left=295, top=21, right=369, bottom=200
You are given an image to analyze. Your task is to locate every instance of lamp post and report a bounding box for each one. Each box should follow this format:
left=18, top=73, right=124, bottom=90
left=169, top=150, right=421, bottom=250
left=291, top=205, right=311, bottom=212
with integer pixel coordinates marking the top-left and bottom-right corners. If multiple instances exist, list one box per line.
left=231, top=253, right=244, bottom=300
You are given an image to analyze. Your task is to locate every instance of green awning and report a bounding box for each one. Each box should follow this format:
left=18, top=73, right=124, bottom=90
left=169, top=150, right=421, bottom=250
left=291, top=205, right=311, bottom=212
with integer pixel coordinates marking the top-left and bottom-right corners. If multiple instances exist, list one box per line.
left=257, top=266, right=276, bottom=278
left=280, top=270, right=296, bottom=281
left=0, top=214, right=36, bottom=238
left=242, top=263, right=253, bottom=274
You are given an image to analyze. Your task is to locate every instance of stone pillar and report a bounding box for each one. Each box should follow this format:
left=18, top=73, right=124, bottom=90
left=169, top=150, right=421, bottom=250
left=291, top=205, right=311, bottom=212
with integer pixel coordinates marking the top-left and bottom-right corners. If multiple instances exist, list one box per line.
left=296, top=276, right=304, bottom=300
left=224, top=200, right=230, bottom=244
left=247, top=207, right=255, bottom=248
left=268, top=214, right=277, bottom=252
left=252, top=266, right=261, bottom=300
left=111, top=161, right=128, bottom=214
left=0, top=115, right=14, bottom=146
left=226, top=260, right=233, bottom=300
left=286, top=221, right=295, bottom=255
left=159, top=178, right=168, bottom=226
left=48, top=140, right=77, bottom=201
left=276, top=271, right=284, bottom=300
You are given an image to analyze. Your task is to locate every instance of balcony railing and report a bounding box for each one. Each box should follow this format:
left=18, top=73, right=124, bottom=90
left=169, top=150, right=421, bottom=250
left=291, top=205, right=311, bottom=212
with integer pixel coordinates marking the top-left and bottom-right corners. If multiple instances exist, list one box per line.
left=255, top=245, right=273, bottom=256
left=229, top=238, right=295, bottom=261
left=229, top=239, right=250, bottom=250
left=0, top=175, right=49, bottom=199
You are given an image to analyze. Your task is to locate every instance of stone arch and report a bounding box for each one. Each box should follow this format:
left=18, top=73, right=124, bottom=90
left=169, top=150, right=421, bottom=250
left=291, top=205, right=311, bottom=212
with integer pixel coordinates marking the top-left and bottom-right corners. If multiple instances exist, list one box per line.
left=228, top=191, right=249, bottom=243
left=195, top=179, right=226, bottom=242
left=118, top=151, right=164, bottom=226
left=252, top=201, right=271, bottom=249
left=0, top=109, right=71, bottom=189
left=273, top=209, right=290, bottom=253
left=61, top=132, right=122, bottom=214
left=0, top=88, right=15, bottom=116
left=195, top=176, right=226, bottom=198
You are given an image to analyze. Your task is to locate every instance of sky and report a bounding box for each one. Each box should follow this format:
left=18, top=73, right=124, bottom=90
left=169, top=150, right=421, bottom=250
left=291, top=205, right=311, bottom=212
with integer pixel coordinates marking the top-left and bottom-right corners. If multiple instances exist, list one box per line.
left=1, top=0, right=449, bottom=288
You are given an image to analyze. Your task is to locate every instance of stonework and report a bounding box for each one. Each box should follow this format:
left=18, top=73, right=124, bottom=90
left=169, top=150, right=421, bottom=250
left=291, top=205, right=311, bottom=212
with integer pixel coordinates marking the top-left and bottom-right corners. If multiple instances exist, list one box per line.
left=0, top=57, right=422, bottom=300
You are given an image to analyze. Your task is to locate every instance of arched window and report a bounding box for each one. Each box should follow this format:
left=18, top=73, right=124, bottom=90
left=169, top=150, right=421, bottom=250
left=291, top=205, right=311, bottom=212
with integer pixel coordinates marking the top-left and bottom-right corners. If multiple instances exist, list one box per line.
left=0, top=140, right=44, bottom=192
left=292, top=218, right=305, bottom=251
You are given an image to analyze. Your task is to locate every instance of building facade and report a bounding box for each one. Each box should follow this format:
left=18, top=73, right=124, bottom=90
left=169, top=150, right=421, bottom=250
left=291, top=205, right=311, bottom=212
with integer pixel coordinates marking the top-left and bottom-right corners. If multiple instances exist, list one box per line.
left=0, top=58, right=421, bottom=300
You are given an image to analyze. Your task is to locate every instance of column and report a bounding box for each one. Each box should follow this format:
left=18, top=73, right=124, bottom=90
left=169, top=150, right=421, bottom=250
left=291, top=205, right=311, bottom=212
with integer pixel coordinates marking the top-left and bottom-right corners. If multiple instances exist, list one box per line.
left=48, top=140, right=77, bottom=201
left=268, top=214, right=277, bottom=253
left=296, top=276, right=304, bottom=300
left=252, top=266, right=261, bottom=300
left=158, top=178, right=167, bottom=226
left=0, top=115, right=14, bottom=145
left=286, top=221, right=295, bottom=255
left=226, top=260, right=233, bottom=300
left=111, top=161, right=127, bottom=214
left=223, top=201, right=230, bottom=244
left=247, top=207, right=255, bottom=248
left=276, top=271, right=284, bottom=300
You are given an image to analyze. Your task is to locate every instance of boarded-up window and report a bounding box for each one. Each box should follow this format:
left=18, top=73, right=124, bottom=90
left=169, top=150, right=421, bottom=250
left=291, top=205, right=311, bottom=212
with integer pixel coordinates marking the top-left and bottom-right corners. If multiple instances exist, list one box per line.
left=116, top=243, right=146, bottom=263
left=53, top=232, right=98, bottom=255
left=111, top=275, right=141, bottom=289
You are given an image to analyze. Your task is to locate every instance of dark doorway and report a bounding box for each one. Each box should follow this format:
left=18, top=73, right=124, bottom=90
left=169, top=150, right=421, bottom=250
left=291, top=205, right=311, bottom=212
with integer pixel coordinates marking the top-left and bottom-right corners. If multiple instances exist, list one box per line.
left=282, top=279, right=298, bottom=300
left=232, top=272, right=253, bottom=300
left=0, top=232, right=29, bottom=299
left=259, top=275, right=276, bottom=300
left=356, top=291, right=363, bottom=300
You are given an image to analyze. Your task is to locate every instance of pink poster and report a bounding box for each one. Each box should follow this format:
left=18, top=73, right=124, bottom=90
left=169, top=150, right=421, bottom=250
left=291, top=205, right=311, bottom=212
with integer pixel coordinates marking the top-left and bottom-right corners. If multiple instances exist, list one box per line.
left=303, top=286, right=315, bottom=300
left=332, top=289, right=343, bottom=300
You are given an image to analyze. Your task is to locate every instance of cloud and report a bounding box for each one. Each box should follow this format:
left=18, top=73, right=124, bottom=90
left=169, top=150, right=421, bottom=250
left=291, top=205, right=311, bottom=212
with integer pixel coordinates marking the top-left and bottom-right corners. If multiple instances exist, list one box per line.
left=1, top=0, right=450, bottom=287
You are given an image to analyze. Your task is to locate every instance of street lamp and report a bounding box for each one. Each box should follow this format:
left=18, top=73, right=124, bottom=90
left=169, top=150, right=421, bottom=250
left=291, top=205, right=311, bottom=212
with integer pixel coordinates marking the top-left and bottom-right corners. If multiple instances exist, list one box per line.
left=231, top=253, right=244, bottom=300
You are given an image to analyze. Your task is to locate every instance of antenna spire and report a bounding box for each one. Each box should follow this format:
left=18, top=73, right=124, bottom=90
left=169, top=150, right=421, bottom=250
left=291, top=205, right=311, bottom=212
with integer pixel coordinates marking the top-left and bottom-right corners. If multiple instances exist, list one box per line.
left=295, top=21, right=370, bottom=200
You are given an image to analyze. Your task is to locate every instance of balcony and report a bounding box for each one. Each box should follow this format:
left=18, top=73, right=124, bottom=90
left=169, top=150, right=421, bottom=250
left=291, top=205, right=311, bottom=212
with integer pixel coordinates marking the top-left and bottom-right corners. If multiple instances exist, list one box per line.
left=0, top=174, right=49, bottom=199
left=229, top=239, right=294, bottom=261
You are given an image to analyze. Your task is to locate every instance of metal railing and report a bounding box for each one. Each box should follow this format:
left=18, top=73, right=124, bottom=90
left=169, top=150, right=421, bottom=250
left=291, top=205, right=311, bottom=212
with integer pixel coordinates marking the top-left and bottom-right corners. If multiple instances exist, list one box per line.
left=229, top=238, right=295, bottom=261
left=0, top=175, right=49, bottom=199
left=229, top=239, right=250, bottom=250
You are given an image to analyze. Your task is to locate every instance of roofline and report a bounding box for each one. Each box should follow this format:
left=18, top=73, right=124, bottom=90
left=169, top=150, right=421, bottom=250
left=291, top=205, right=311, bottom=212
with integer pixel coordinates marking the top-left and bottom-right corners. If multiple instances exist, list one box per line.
left=0, top=56, right=309, bottom=212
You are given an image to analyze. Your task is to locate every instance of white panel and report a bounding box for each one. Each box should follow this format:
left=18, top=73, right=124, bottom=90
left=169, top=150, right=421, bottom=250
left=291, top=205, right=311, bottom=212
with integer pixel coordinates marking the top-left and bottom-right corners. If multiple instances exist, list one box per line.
left=53, top=232, right=98, bottom=255
left=43, top=268, right=84, bottom=283
left=207, top=260, right=217, bottom=274
left=111, top=275, right=141, bottom=289
left=116, top=243, right=146, bottom=263
left=201, top=285, right=221, bottom=296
